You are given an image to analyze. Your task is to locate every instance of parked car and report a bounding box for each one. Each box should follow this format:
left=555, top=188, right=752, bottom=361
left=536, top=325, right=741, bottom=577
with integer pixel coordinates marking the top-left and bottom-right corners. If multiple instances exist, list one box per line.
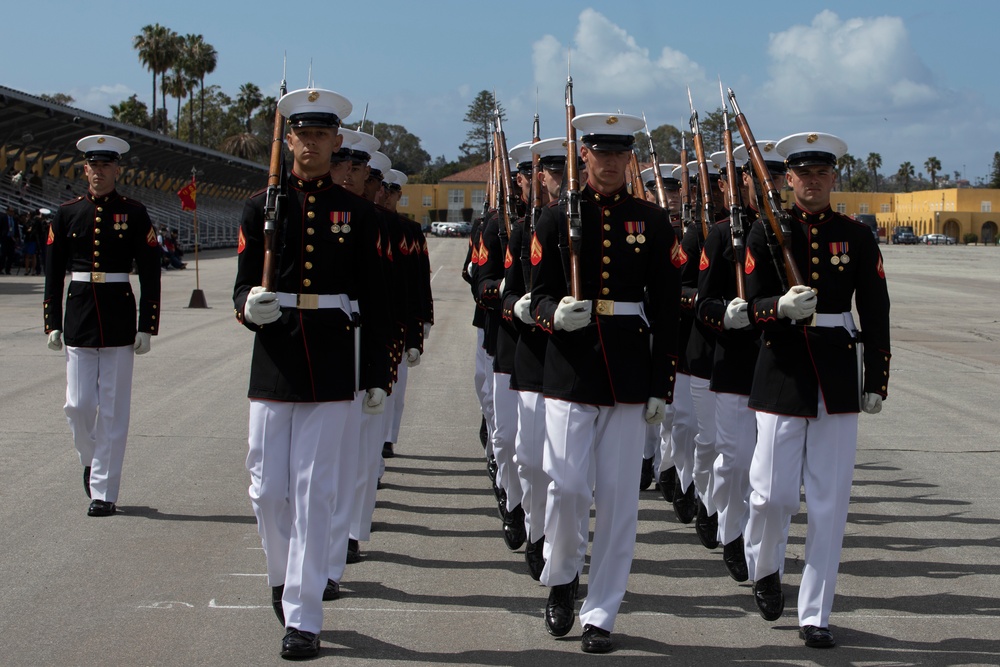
left=895, top=232, right=920, bottom=245
left=891, top=225, right=914, bottom=244
left=920, top=233, right=956, bottom=245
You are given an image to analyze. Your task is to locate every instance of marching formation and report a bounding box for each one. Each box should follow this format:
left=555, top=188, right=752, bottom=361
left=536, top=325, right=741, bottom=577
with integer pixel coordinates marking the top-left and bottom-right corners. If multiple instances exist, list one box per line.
left=40, top=75, right=889, bottom=659
left=466, top=81, right=890, bottom=653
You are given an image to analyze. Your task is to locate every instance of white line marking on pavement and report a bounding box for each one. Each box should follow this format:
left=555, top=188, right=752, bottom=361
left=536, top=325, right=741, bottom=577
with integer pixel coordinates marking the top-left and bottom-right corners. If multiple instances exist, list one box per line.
left=138, top=601, right=194, bottom=609
left=229, top=573, right=267, bottom=577
left=430, top=265, right=444, bottom=284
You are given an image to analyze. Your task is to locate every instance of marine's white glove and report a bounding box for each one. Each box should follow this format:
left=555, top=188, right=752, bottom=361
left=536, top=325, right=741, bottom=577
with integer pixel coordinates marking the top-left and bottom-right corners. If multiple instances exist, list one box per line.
left=245, top=286, right=280, bottom=325
left=862, top=393, right=883, bottom=414
left=514, top=292, right=533, bottom=324
left=777, top=285, right=817, bottom=321
left=47, top=330, right=63, bottom=351
left=363, top=387, right=387, bottom=415
left=644, top=397, right=667, bottom=425
left=134, top=332, right=151, bottom=355
left=466, top=261, right=474, bottom=275
left=553, top=296, right=592, bottom=332
left=724, top=297, right=750, bottom=330
left=405, top=348, right=421, bottom=367
left=499, top=278, right=505, bottom=294
left=423, top=322, right=431, bottom=340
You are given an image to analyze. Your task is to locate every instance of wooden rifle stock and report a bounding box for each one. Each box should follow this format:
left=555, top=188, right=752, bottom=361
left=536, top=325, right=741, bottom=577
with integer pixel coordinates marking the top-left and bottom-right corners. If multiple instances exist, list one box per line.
left=493, top=122, right=514, bottom=242
left=628, top=151, right=646, bottom=200
left=261, top=71, right=288, bottom=291
left=679, top=135, right=694, bottom=231
left=642, top=113, right=669, bottom=210
left=564, top=75, right=582, bottom=300
left=727, top=88, right=804, bottom=288
left=687, top=90, right=714, bottom=238
left=527, top=114, right=542, bottom=289
left=719, top=85, right=746, bottom=299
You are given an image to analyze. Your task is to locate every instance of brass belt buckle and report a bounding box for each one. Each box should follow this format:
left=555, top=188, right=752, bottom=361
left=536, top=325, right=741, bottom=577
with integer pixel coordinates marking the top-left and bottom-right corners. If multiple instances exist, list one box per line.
left=297, top=293, right=319, bottom=309
left=91, top=272, right=106, bottom=284
left=595, top=299, right=614, bottom=316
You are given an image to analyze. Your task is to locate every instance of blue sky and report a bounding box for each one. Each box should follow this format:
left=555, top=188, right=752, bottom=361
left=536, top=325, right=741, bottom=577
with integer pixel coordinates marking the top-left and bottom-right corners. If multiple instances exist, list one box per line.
left=6, top=1, right=1000, bottom=182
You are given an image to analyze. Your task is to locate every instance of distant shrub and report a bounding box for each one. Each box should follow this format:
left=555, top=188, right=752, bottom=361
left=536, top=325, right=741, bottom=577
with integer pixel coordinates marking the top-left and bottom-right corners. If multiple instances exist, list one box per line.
left=963, top=232, right=979, bottom=244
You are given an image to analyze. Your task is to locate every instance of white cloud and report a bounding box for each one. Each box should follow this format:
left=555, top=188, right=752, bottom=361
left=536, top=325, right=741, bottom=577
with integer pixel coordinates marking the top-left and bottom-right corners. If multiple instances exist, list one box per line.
left=67, top=84, right=137, bottom=116
left=761, top=10, right=941, bottom=116
left=532, top=9, right=704, bottom=118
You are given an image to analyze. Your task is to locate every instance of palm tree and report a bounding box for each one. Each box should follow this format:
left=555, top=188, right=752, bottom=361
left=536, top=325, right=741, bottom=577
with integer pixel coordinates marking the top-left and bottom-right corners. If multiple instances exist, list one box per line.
left=133, top=24, right=177, bottom=131
left=183, top=34, right=218, bottom=145
left=837, top=153, right=856, bottom=190
left=924, top=156, right=942, bottom=189
left=221, top=83, right=267, bottom=161
left=164, top=69, right=196, bottom=140
left=898, top=161, right=915, bottom=192
left=867, top=152, right=882, bottom=192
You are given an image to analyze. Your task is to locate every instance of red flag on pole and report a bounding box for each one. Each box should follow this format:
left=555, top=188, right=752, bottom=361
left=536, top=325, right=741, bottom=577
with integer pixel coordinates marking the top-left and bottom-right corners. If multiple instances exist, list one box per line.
left=177, top=176, right=197, bottom=211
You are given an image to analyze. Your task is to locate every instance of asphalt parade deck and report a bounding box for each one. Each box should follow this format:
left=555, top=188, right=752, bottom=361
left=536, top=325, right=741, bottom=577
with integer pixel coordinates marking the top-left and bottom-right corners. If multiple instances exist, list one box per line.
left=0, top=239, right=998, bottom=666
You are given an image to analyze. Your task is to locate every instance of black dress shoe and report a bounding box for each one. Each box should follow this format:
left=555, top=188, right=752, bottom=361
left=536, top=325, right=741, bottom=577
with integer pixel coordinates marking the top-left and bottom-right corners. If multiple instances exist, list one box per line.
left=83, top=466, right=91, bottom=499
left=722, top=536, right=749, bottom=582
left=346, top=538, right=361, bottom=564
left=525, top=536, right=545, bottom=581
left=658, top=467, right=676, bottom=502
left=502, top=504, right=526, bottom=551
left=799, top=625, right=835, bottom=648
left=272, top=585, right=285, bottom=627
left=581, top=624, right=613, bottom=653
left=381, top=441, right=394, bottom=458
left=496, top=488, right=508, bottom=521
left=479, top=414, right=488, bottom=449
left=753, top=572, right=784, bottom=621
left=672, top=478, right=697, bottom=524
left=639, top=457, right=654, bottom=491
left=695, top=499, right=719, bottom=549
left=545, top=574, right=578, bottom=637
left=87, top=499, right=116, bottom=517
left=281, top=628, right=320, bottom=659
left=486, top=455, right=498, bottom=486
left=322, top=579, right=339, bottom=601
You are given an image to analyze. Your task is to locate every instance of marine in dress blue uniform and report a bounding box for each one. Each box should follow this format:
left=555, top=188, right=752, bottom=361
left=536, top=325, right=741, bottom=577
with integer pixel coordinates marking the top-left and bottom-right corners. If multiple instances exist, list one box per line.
left=530, top=113, right=680, bottom=653
left=742, top=132, right=890, bottom=649
left=44, top=134, right=161, bottom=517
left=233, top=88, right=391, bottom=659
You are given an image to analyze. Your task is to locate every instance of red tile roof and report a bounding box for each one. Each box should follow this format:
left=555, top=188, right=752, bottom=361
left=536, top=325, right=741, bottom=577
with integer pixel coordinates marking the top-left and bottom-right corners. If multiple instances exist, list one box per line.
left=440, top=162, right=491, bottom=183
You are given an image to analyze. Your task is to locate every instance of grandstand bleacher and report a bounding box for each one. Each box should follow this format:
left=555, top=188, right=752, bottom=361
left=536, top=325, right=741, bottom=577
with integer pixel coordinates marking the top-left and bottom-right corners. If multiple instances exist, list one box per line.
left=0, top=84, right=268, bottom=249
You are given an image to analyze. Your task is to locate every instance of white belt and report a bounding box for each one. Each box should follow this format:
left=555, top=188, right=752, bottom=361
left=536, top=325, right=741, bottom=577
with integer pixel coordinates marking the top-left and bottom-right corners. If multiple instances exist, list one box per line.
left=594, top=299, right=649, bottom=326
left=276, top=292, right=359, bottom=314
left=71, top=272, right=130, bottom=284
left=811, top=312, right=856, bottom=332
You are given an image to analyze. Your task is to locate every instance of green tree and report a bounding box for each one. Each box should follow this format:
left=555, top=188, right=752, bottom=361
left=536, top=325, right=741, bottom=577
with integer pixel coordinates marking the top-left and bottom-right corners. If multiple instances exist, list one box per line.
left=346, top=121, right=431, bottom=175
left=696, top=108, right=733, bottom=155
left=110, top=94, right=150, bottom=128
left=411, top=155, right=464, bottom=184
left=164, top=69, right=196, bottom=140
left=133, top=23, right=179, bottom=132
left=897, top=161, right=915, bottom=192
left=634, top=123, right=682, bottom=163
left=176, top=85, right=242, bottom=152
left=989, top=152, right=1000, bottom=189
left=867, top=152, right=882, bottom=192
left=182, top=34, right=218, bottom=145
left=837, top=153, right=858, bottom=190
left=459, top=90, right=506, bottom=164
left=39, top=93, right=75, bottom=106
left=924, top=156, right=942, bottom=189
left=220, top=83, right=266, bottom=160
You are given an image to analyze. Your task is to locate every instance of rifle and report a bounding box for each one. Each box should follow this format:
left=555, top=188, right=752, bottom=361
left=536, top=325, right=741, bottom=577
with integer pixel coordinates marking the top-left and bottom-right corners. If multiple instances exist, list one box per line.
left=262, top=56, right=288, bottom=291
left=687, top=87, right=714, bottom=238
left=564, top=70, right=582, bottom=299
left=628, top=149, right=646, bottom=200
left=485, top=135, right=496, bottom=216
left=492, top=97, right=514, bottom=243
left=679, top=132, right=694, bottom=233
left=727, top=87, right=804, bottom=289
left=642, top=112, right=668, bottom=210
left=719, top=79, right=747, bottom=299
left=526, top=108, right=542, bottom=288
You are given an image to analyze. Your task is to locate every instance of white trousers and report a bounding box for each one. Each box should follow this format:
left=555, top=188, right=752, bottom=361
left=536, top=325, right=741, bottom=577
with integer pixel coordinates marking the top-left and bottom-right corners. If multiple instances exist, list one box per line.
left=690, top=376, right=718, bottom=514
left=350, top=400, right=386, bottom=543
left=247, top=399, right=359, bottom=635
left=656, top=403, right=675, bottom=474
left=475, top=330, right=496, bottom=459
left=541, top=399, right=644, bottom=632
left=493, top=372, right=522, bottom=510
left=668, top=373, right=696, bottom=490
left=642, top=423, right=661, bottom=472
left=515, top=390, right=548, bottom=543
left=383, top=361, right=408, bottom=446
left=710, top=392, right=756, bottom=545
left=65, top=345, right=134, bottom=502
left=744, top=399, right=858, bottom=628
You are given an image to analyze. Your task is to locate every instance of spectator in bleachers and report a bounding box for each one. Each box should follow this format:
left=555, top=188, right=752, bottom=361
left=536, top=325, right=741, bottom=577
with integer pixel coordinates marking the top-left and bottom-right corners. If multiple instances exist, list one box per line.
left=1, top=204, right=22, bottom=275
left=157, top=224, right=186, bottom=270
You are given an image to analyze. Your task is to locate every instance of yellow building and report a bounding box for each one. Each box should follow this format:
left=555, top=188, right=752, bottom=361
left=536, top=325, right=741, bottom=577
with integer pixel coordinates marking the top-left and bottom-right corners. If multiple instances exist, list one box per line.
left=398, top=162, right=490, bottom=226
left=832, top=188, right=1000, bottom=244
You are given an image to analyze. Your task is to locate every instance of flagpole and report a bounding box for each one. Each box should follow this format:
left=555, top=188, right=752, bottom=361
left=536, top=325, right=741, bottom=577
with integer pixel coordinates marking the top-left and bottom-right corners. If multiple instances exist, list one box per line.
left=186, top=165, right=208, bottom=308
